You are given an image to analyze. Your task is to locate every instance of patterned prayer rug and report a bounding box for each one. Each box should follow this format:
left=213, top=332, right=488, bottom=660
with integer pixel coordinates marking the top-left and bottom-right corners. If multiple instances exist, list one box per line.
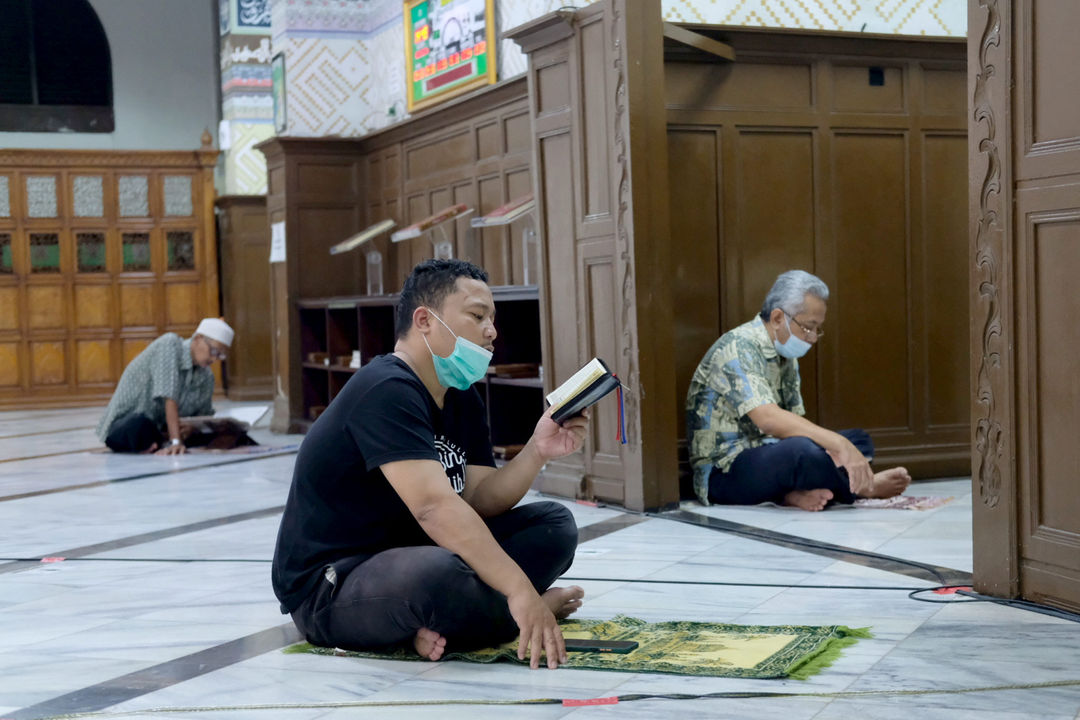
left=853, top=495, right=954, bottom=510
left=284, top=615, right=870, bottom=679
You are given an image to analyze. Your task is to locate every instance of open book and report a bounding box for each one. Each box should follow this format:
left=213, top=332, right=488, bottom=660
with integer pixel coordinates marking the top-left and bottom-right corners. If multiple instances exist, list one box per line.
left=546, top=358, right=620, bottom=424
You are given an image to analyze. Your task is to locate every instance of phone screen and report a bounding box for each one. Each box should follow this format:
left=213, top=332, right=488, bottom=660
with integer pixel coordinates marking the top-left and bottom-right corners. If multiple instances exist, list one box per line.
left=563, top=638, right=638, bottom=654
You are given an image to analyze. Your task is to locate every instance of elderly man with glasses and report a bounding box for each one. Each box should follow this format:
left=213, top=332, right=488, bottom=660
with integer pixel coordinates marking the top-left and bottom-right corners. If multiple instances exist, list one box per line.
left=686, top=270, right=911, bottom=511
left=96, top=318, right=236, bottom=454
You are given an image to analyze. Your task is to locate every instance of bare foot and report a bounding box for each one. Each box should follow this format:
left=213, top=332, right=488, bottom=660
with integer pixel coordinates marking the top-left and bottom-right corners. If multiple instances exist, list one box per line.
left=541, top=585, right=585, bottom=620
left=413, top=627, right=447, bottom=661
left=782, top=488, right=834, bottom=512
left=865, top=467, right=912, bottom=499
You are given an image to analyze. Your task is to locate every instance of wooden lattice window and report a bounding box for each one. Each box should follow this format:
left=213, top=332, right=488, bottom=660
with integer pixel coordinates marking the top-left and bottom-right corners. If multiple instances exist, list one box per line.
left=121, top=232, right=150, bottom=272
left=0, top=233, right=12, bottom=273
left=166, top=230, right=195, bottom=271
left=29, top=233, right=60, bottom=272
left=76, top=231, right=106, bottom=273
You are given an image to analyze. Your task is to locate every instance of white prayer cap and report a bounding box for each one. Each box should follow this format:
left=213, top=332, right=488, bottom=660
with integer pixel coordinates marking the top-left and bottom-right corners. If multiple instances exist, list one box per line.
left=195, top=318, right=234, bottom=347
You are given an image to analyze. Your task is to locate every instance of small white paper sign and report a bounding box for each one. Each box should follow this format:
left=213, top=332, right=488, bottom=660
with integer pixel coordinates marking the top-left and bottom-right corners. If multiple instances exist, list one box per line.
left=270, top=221, right=286, bottom=263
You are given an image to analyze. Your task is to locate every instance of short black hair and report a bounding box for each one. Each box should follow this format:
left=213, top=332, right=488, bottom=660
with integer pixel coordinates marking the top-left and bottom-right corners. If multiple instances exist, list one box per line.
left=395, top=259, right=489, bottom=339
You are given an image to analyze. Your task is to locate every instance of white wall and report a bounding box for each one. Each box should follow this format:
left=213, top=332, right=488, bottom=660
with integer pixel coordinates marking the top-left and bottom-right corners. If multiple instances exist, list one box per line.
left=0, top=0, right=220, bottom=151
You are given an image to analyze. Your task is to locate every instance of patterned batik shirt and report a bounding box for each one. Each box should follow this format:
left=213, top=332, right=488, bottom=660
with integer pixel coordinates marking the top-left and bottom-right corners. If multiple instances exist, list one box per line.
left=95, top=333, right=215, bottom=441
left=685, top=317, right=805, bottom=504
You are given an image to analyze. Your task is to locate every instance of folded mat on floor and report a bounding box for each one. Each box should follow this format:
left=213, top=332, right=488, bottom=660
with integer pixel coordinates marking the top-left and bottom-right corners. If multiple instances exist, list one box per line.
left=852, top=495, right=954, bottom=510
left=284, top=614, right=871, bottom=679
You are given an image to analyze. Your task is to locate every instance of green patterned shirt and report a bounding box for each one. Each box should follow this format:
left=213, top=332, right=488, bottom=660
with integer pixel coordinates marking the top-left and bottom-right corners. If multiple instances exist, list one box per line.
left=95, top=333, right=215, bottom=441
left=685, top=317, right=805, bottom=503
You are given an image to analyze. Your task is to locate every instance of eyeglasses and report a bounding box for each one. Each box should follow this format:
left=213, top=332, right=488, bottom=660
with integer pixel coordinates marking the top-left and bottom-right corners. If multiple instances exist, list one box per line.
left=786, top=314, right=824, bottom=340
left=202, top=337, right=227, bottom=360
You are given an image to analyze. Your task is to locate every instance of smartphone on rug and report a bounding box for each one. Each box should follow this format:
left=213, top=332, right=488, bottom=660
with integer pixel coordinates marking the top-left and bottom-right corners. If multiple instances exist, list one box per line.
left=563, top=638, right=638, bottom=653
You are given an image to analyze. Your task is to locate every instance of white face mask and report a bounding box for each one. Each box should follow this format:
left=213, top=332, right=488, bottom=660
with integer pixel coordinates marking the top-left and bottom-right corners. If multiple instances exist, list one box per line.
left=773, top=314, right=812, bottom=359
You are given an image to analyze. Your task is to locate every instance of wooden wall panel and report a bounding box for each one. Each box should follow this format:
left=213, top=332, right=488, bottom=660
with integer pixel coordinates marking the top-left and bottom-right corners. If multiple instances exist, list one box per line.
left=120, top=285, right=155, bottom=327
left=830, top=132, right=910, bottom=431
left=31, top=341, right=65, bottom=385
left=76, top=340, right=112, bottom=384
left=580, top=18, right=611, bottom=223
left=922, top=134, right=969, bottom=429
left=667, top=129, right=721, bottom=441
left=122, top=338, right=151, bottom=367
left=0, top=287, right=18, bottom=330
left=74, top=286, right=111, bottom=328
left=665, top=29, right=967, bottom=477
left=217, top=195, right=273, bottom=401
left=27, top=286, right=65, bottom=329
left=0, top=343, right=17, bottom=386
left=0, top=145, right=219, bottom=408
left=1032, top=218, right=1080, bottom=534
left=165, top=282, right=200, bottom=326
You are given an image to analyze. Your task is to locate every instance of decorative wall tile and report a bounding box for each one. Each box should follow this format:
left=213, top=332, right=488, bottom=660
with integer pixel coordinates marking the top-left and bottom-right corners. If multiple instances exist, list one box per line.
left=167, top=231, right=196, bottom=271
left=73, top=176, right=105, bottom=218
left=223, top=121, right=274, bottom=194
left=220, top=0, right=230, bottom=34
left=26, top=177, right=58, bottom=218
left=76, top=232, right=107, bottom=273
left=29, top=233, right=60, bottom=273
left=163, top=176, right=193, bottom=217
left=0, top=177, right=9, bottom=217
left=122, top=232, right=151, bottom=271
left=118, top=176, right=149, bottom=217
left=660, top=0, right=964, bottom=35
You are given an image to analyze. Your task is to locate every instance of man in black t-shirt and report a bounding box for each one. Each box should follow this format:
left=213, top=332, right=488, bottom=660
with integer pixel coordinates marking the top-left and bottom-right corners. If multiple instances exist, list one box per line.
left=272, top=259, right=589, bottom=670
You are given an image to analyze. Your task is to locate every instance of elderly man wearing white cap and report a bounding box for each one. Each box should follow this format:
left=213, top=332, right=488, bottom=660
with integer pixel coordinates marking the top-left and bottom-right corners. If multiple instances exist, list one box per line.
left=96, top=318, right=235, bottom=454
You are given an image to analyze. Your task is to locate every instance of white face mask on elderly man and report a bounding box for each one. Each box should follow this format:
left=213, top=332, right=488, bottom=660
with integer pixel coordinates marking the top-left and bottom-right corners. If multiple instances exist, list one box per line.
left=773, top=314, right=812, bottom=359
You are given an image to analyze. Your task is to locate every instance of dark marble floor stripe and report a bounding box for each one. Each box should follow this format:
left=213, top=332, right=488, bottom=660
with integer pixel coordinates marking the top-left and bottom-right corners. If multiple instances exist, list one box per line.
left=0, top=505, right=284, bottom=575
left=0, top=447, right=100, bottom=465
left=577, top=512, right=647, bottom=542
left=0, top=446, right=299, bottom=503
left=6, top=623, right=302, bottom=720
left=658, top=508, right=973, bottom=585
left=4, top=503, right=647, bottom=719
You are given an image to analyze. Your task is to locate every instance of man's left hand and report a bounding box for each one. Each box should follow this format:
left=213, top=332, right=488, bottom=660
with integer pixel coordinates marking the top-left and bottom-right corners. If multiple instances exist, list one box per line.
left=531, top=407, right=589, bottom=461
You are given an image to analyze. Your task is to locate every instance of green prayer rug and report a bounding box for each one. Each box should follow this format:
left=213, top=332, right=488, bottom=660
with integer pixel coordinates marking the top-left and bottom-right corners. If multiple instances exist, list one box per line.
left=284, top=615, right=871, bottom=679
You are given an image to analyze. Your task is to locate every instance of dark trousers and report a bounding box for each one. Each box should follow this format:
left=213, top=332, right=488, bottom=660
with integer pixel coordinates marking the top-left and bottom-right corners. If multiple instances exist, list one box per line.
left=104, top=413, right=162, bottom=453
left=290, top=500, right=578, bottom=653
left=708, top=428, right=874, bottom=506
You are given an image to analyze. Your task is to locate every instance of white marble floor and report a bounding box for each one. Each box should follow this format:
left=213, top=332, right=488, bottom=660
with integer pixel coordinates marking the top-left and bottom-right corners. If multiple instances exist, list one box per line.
left=1, top=405, right=1078, bottom=720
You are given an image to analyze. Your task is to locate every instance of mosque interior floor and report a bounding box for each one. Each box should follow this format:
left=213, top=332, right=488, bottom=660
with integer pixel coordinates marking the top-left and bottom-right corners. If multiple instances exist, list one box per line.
left=1, top=403, right=1078, bottom=720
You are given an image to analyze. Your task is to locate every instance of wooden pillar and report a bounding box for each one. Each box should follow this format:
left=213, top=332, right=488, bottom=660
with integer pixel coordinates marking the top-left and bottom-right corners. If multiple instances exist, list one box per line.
left=509, top=0, right=679, bottom=511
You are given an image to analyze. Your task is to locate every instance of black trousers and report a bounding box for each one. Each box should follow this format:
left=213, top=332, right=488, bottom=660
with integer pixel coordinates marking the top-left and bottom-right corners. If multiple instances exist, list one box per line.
left=290, top=501, right=578, bottom=653
left=708, top=428, right=874, bottom=506
left=104, top=413, right=162, bottom=453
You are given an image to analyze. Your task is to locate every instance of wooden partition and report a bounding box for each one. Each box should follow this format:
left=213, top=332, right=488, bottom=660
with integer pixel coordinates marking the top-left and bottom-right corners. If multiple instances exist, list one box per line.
left=0, top=143, right=219, bottom=408
left=664, top=28, right=969, bottom=478
left=216, top=195, right=272, bottom=400
left=969, top=0, right=1080, bottom=611
left=509, top=1, right=681, bottom=511
left=258, top=78, right=534, bottom=432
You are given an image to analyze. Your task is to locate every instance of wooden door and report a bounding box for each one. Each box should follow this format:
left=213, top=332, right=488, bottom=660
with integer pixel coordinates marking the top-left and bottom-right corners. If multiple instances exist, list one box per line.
left=970, top=0, right=1080, bottom=611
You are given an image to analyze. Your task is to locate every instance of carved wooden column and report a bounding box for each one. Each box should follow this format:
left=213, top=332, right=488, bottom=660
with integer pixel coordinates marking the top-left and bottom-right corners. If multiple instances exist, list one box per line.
left=509, top=0, right=679, bottom=511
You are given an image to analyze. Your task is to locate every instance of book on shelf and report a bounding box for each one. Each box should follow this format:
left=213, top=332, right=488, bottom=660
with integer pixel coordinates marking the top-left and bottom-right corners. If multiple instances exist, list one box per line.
left=546, top=357, right=620, bottom=424
left=469, top=194, right=535, bottom=228
left=390, top=203, right=472, bottom=242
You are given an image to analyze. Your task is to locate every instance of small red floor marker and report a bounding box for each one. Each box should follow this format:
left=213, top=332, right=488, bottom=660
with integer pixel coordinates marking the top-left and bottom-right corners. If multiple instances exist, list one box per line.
left=40, top=557, right=66, bottom=563
left=932, top=586, right=972, bottom=595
